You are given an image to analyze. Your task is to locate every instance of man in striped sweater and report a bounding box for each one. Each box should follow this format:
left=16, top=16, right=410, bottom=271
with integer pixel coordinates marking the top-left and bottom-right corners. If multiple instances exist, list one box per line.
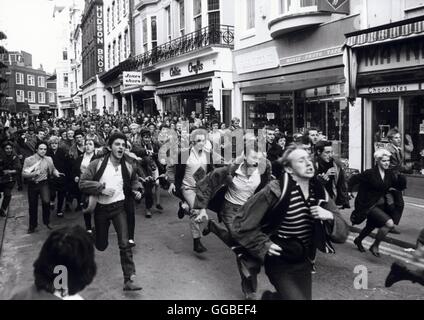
left=230, top=145, right=349, bottom=300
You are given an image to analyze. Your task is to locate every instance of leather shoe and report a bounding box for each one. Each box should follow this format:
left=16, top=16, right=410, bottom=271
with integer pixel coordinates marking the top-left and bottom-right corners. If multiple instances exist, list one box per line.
left=123, top=277, right=142, bottom=291
left=193, top=239, right=207, bottom=253
left=354, top=237, right=366, bottom=253
left=202, top=219, right=213, bottom=236
left=369, top=245, right=380, bottom=257
left=45, top=224, right=53, bottom=230
left=261, top=290, right=276, bottom=300
left=177, top=202, right=187, bottom=219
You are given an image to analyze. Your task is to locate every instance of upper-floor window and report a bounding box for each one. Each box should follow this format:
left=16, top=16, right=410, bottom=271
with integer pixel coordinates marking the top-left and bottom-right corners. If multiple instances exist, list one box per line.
left=123, top=0, right=127, bottom=16
left=27, top=91, right=35, bottom=103
left=124, top=29, right=129, bottom=58
left=38, top=76, right=45, bottom=88
left=117, top=0, right=121, bottom=21
left=108, top=44, right=111, bottom=69
left=143, top=18, right=148, bottom=52
left=246, top=0, right=255, bottom=29
left=107, top=8, right=110, bottom=33
left=27, top=75, right=35, bottom=86
left=112, top=1, right=115, bottom=28
left=38, top=92, right=45, bottom=104
left=63, top=73, right=69, bottom=88
left=48, top=92, right=55, bottom=103
left=151, top=16, right=157, bottom=48
left=165, top=6, right=171, bottom=41
left=179, top=0, right=185, bottom=35
left=16, top=72, right=24, bottom=85
left=16, top=90, right=24, bottom=102
left=280, top=0, right=318, bottom=14
left=63, top=49, right=68, bottom=60
left=208, top=0, right=220, bottom=28
left=193, top=0, right=202, bottom=31
left=112, top=41, right=116, bottom=66
left=118, top=35, right=122, bottom=63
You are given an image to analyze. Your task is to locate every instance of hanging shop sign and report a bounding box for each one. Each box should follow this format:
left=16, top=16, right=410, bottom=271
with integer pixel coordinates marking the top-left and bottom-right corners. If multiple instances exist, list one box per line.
left=123, top=72, right=143, bottom=86
left=357, top=38, right=424, bottom=73
left=318, top=0, right=350, bottom=14
left=96, top=4, right=105, bottom=73
left=358, top=83, right=420, bottom=95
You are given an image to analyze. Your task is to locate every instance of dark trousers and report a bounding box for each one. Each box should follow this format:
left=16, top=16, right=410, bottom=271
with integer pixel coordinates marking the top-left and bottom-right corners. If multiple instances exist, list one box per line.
left=125, top=199, right=136, bottom=240
left=83, top=212, right=92, bottom=230
left=50, top=182, right=66, bottom=214
left=264, top=255, right=312, bottom=300
left=0, top=181, right=15, bottom=212
left=143, top=182, right=154, bottom=210
left=94, top=201, right=136, bottom=282
left=27, top=181, right=50, bottom=229
left=215, top=200, right=261, bottom=295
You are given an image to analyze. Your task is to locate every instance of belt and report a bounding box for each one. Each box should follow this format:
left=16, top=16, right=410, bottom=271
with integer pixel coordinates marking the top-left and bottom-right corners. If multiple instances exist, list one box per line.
left=96, top=200, right=125, bottom=210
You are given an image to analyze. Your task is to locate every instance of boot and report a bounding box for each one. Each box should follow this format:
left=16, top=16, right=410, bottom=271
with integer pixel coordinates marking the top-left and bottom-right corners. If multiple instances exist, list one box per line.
left=193, top=238, right=207, bottom=253
left=385, top=262, right=424, bottom=287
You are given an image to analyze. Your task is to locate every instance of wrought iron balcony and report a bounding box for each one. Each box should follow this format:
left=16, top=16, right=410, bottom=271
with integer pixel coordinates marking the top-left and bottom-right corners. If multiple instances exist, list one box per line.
left=125, top=24, right=234, bottom=71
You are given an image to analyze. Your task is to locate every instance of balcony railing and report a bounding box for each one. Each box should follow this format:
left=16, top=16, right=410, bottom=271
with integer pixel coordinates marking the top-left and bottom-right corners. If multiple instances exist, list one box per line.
left=126, top=24, right=234, bottom=71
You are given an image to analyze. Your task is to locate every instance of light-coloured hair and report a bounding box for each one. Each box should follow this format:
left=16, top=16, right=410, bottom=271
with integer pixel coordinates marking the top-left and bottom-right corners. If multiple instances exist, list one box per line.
left=281, top=144, right=308, bottom=168
left=48, top=136, right=60, bottom=145
left=374, top=148, right=391, bottom=161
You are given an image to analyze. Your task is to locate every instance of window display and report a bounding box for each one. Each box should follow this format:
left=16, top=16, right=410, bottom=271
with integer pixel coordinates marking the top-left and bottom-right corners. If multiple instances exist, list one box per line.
left=404, top=96, right=424, bottom=174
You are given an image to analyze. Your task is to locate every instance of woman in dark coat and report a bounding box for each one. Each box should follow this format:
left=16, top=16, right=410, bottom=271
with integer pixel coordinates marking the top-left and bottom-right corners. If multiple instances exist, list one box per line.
left=349, top=148, right=407, bottom=257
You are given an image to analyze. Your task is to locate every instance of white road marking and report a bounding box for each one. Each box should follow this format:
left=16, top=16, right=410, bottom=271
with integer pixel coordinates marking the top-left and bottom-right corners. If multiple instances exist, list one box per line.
left=405, top=202, right=424, bottom=209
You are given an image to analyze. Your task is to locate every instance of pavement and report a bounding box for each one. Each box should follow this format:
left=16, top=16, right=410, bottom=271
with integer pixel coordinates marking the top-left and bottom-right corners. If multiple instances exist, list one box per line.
left=0, top=187, right=423, bottom=300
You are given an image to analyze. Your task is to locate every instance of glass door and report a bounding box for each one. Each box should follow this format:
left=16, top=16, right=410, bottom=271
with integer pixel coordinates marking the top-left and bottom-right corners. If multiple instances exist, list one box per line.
left=372, top=99, right=399, bottom=153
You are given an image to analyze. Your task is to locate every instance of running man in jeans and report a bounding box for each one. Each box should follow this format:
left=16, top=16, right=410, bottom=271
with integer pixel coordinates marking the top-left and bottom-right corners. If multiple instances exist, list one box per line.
left=79, top=133, right=143, bottom=291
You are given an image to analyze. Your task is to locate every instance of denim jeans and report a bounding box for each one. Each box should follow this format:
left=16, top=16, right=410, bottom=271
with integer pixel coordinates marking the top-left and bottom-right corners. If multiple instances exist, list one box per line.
left=94, top=201, right=136, bottom=282
left=264, top=255, right=312, bottom=300
left=27, top=181, right=50, bottom=229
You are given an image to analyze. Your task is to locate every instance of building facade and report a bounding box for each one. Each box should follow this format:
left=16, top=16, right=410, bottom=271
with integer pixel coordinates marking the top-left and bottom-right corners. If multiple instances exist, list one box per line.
left=233, top=0, right=363, bottom=167
left=0, top=51, right=49, bottom=115
left=344, top=0, right=424, bottom=198
left=81, top=0, right=107, bottom=115
left=99, top=0, right=133, bottom=114
left=0, top=31, right=8, bottom=112
left=46, top=74, right=58, bottom=117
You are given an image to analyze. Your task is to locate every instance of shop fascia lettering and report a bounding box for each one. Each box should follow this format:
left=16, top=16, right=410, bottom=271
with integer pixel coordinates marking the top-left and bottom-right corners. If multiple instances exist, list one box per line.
left=96, top=5, right=104, bottom=73
left=360, top=84, right=419, bottom=95
left=188, top=60, right=203, bottom=74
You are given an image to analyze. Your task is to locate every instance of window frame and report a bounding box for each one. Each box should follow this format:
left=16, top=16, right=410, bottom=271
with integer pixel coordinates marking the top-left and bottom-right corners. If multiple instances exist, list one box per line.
left=142, top=18, right=148, bottom=52
left=63, top=73, right=69, bottom=88
left=27, top=91, right=35, bottom=103
left=165, top=5, right=172, bottom=41
left=179, top=0, right=185, bottom=36
left=37, top=76, right=45, bottom=88
left=15, top=72, right=24, bottom=85
left=246, top=0, right=255, bottom=30
left=151, top=16, right=157, bottom=49
left=193, top=0, right=202, bottom=31
left=27, top=74, right=35, bottom=86
left=38, top=92, right=46, bottom=104
left=16, top=90, right=24, bottom=102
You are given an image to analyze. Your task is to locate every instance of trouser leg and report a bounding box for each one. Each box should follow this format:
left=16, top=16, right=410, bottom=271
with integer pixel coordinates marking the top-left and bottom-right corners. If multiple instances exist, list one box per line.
left=39, top=183, right=51, bottom=225
left=27, top=184, right=39, bottom=229
left=94, top=208, right=111, bottom=251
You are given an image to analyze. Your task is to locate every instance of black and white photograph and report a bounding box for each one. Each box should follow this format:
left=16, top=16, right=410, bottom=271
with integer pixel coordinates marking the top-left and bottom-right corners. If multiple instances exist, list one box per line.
left=0, top=0, right=423, bottom=305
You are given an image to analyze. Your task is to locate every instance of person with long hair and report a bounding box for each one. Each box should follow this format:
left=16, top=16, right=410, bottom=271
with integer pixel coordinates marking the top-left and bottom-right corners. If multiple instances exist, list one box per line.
left=349, top=148, right=407, bottom=257
left=11, top=225, right=96, bottom=300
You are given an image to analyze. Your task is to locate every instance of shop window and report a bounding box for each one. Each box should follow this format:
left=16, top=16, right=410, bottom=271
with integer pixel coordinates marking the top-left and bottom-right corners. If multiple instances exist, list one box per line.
left=372, top=99, right=399, bottom=152
left=404, top=96, right=424, bottom=174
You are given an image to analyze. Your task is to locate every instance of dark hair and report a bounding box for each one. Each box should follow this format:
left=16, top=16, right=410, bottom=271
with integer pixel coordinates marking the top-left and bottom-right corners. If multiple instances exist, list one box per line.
left=211, top=119, right=219, bottom=126
left=306, top=128, right=319, bottom=136
left=2, top=140, right=14, bottom=149
left=297, top=134, right=311, bottom=146
left=315, top=140, right=332, bottom=155
left=35, top=127, right=45, bottom=134
left=74, top=129, right=84, bottom=137
left=35, top=140, right=48, bottom=150
left=33, top=225, right=96, bottom=296
left=108, top=132, right=127, bottom=147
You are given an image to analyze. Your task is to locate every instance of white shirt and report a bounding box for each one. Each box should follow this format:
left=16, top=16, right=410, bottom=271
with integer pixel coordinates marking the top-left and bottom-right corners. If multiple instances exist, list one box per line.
left=182, top=148, right=208, bottom=188
left=80, top=153, right=94, bottom=174
left=97, top=159, right=125, bottom=205
left=225, top=163, right=261, bottom=206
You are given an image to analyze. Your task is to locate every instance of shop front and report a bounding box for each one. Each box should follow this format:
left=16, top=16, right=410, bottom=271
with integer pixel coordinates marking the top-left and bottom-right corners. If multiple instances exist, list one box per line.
left=345, top=16, right=424, bottom=198
left=154, top=49, right=233, bottom=121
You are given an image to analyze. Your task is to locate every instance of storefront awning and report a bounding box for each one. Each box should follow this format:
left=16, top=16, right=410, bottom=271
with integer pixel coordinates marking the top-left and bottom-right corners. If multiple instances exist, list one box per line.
left=156, top=81, right=211, bottom=95
left=346, top=16, right=424, bottom=47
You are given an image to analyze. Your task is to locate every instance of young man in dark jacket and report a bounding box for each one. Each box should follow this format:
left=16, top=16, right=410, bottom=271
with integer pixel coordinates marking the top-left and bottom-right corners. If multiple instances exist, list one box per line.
left=79, top=133, right=143, bottom=291
left=0, top=141, right=22, bottom=216
left=230, top=145, right=349, bottom=300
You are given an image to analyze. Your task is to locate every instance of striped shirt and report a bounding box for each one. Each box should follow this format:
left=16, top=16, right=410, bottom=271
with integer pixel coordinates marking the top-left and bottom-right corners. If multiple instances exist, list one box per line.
left=277, top=183, right=315, bottom=248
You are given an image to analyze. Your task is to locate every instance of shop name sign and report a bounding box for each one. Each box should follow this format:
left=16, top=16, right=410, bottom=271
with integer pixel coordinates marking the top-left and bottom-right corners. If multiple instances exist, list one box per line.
left=161, top=58, right=213, bottom=81
left=123, top=72, right=143, bottom=86
left=96, top=5, right=105, bottom=73
left=280, top=46, right=343, bottom=66
left=235, top=47, right=280, bottom=74
left=358, top=84, right=420, bottom=95
left=358, top=38, right=424, bottom=73
left=188, top=60, right=204, bottom=74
